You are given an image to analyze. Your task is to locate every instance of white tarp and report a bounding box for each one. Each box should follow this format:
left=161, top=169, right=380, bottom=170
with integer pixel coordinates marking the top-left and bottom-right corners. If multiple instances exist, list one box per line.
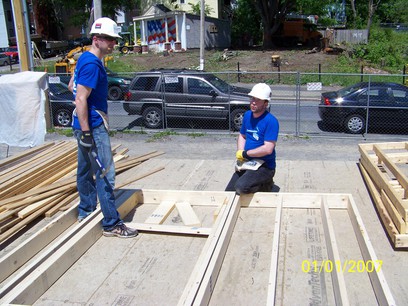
left=0, top=71, right=48, bottom=147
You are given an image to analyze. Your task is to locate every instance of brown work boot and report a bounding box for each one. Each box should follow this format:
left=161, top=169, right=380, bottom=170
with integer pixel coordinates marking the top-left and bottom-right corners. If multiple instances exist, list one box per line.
left=103, top=223, right=138, bottom=238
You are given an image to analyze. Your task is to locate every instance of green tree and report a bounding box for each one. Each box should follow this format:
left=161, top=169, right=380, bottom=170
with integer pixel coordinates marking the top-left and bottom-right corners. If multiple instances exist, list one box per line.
left=188, top=2, right=214, bottom=16
left=34, top=0, right=139, bottom=40
left=367, top=0, right=381, bottom=39
left=231, top=0, right=262, bottom=47
left=249, top=0, right=334, bottom=49
left=252, top=0, right=296, bottom=49
left=376, top=0, right=408, bottom=23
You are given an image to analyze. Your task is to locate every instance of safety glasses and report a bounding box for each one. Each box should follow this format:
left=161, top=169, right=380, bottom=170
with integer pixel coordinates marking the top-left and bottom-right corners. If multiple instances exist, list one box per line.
left=96, top=36, right=117, bottom=42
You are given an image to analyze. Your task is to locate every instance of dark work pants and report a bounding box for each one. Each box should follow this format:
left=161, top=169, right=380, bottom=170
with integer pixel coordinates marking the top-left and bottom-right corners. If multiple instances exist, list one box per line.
left=225, top=165, right=275, bottom=194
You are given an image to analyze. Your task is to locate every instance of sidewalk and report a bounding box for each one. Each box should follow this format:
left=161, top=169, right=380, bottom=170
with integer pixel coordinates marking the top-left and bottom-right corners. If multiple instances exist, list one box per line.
left=234, top=83, right=340, bottom=101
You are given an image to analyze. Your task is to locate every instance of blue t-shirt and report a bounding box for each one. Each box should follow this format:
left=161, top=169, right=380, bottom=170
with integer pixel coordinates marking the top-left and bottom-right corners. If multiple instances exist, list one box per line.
left=72, top=51, right=107, bottom=129
left=240, top=110, right=279, bottom=169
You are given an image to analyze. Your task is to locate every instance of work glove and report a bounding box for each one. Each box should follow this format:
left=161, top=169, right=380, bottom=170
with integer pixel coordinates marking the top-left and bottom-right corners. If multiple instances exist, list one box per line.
left=79, top=130, right=93, bottom=151
left=236, top=150, right=249, bottom=161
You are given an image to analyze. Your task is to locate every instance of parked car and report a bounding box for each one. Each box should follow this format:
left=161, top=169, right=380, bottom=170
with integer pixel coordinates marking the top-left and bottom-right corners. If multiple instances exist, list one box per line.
left=4, top=46, right=19, bottom=63
left=48, top=77, right=75, bottom=127
left=57, top=68, right=132, bottom=101
left=123, top=69, right=251, bottom=129
left=105, top=68, right=132, bottom=101
left=318, top=82, right=408, bottom=134
left=0, top=53, right=10, bottom=66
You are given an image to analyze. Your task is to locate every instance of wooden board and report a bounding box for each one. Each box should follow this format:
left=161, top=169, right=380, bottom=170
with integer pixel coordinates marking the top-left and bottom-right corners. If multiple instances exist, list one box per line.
left=359, top=142, right=408, bottom=248
left=0, top=190, right=394, bottom=305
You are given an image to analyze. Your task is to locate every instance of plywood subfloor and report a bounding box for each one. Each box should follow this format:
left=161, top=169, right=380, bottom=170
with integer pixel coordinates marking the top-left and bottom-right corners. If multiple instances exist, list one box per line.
left=2, top=157, right=407, bottom=305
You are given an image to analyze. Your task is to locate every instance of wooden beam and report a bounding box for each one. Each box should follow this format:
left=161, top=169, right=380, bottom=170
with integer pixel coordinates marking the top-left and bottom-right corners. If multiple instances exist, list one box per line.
left=373, top=145, right=408, bottom=199
left=45, top=192, right=78, bottom=218
left=359, top=163, right=408, bottom=248
left=346, top=195, right=396, bottom=305
left=0, top=215, right=21, bottom=234
left=176, top=201, right=201, bottom=226
left=0, top=142, right=54, bottom=171
left=0, top=178, right=76, bottom=208
left=177, top=199, right=229, bottom=306
left=0, top=199, right=59, bottom=243
left=0, top=191, right=138, bottom=304
left=321, top=196, right=349, bottom=306
left=266, top=194, right=283, bottom=306
left=144, top=200, right=176, bottom=224
left=1, top=190, right=395, bottom=305
left=17, top=194, right=61, bottom=218
left=178, top=194, right=240, bottom=305
left=0, top=205, right=78, bottom=283
left=359, top=146, right=408, bottom=221
left=381, top=190, right=407, bottom=234
left=192, top=196, right=241, bottom=305
left=2, top=183, right=77, bottom=211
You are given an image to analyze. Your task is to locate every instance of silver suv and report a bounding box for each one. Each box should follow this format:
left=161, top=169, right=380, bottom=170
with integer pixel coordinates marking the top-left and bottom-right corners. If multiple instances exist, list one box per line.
left=123, top=70, right=251, bottom=130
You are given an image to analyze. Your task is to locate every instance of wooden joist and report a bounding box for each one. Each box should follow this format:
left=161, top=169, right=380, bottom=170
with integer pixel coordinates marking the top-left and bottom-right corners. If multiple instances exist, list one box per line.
left=358, top=142, right=408, bottom=248
left=0, top=190, right=395, bottom=305
left=0, top=141, right=164, bottom=245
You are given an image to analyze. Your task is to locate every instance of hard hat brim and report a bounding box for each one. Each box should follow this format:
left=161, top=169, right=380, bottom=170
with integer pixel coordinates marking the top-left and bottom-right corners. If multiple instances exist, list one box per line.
left=91, top=33, right=122, bottom=39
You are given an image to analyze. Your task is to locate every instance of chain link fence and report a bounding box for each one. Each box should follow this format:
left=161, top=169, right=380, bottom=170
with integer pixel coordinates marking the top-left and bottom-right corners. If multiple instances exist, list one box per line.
left=46, top=70, right=408, bottom=138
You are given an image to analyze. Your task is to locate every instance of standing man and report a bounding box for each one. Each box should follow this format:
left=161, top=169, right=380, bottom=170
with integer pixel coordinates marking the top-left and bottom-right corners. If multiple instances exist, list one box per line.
left=69, top=17, right=138, bottom=238
left=225, top=83, right=279, bottom=194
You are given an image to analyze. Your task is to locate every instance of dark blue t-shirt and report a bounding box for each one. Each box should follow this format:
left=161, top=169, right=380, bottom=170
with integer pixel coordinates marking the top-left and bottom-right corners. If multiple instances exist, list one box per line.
left=240, top=110, right=279, bottom=169
left=72, top=51, right=107, bottom=129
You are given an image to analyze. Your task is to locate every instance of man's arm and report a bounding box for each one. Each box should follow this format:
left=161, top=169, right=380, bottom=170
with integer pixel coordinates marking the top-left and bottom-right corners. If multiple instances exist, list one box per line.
left=75, top=84, right=92, bottom=131
left=246, top=140, right=276, bottom=158
left=237, top=133, right=246, bottom=150
left=237, top=132, right=276, bottom=158
left=68, top=75, right=74, bottom=93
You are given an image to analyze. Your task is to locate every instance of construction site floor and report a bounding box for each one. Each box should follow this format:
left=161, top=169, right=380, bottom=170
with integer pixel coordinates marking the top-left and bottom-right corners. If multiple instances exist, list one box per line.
left=1, top=132, right=408, bottom=305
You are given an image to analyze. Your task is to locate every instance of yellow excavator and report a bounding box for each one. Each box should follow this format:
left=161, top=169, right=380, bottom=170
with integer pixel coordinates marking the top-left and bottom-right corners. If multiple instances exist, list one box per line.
left=54, top=45, right=112, bottom=74
left=54, top=46, right=90, bottom=74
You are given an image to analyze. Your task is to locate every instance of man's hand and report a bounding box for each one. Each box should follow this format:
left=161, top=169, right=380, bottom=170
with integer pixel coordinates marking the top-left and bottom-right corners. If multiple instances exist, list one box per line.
left=79, top=131, right=93, bottom=151
left=236, top=150, right=249, bottom=161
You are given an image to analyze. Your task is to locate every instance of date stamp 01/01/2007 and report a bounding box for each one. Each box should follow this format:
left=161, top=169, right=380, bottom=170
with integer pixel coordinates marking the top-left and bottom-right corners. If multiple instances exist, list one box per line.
left=301, top=259, right=383, bottom=274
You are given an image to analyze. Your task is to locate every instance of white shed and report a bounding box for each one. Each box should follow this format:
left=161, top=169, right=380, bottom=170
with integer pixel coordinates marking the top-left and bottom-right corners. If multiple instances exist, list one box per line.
left=132, top=4, right=231, bottom=53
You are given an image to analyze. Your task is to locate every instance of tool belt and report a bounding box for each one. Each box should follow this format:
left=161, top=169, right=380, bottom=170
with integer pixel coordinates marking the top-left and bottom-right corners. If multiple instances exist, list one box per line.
left=73, top=108, right=109, bottom=131
left=95, top=110, right=109, bottom=131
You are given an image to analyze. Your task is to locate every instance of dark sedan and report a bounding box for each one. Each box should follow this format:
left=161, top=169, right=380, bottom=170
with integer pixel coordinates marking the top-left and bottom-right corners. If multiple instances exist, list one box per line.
left=318, top=82, right=408, bottom=134
left=48, top=79, right=75, bottom=127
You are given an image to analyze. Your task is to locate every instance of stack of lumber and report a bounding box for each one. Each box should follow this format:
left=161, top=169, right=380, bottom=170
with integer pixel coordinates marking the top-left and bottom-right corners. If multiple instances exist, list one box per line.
left=0, top=141, right=164, bottom=244
left=358, top=141, right=408, bottom=248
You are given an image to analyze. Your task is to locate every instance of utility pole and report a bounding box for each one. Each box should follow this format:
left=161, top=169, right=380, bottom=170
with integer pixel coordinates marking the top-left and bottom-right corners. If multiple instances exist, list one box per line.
left=199, top=0, right=205, bottom=71
left=11, top=0, right=31, bottom=71
left=94, top=0, right=102, bottom=20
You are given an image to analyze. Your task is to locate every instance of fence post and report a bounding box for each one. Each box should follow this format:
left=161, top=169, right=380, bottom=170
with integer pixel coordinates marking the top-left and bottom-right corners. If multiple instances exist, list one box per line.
left=403, top=64, right=406, bottom=85
left=237, top=62, right=240, bottom=82
left=295, top=72, right=300, bottom=137
left=360, top=65, right=364, bottom=82
left=318, top=64, right=321, bottom=82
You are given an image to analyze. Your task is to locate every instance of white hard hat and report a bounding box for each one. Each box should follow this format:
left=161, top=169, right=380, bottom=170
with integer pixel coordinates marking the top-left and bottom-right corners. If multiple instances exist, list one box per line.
left=248, top=83, right=271, bottom=101
left=90, top=17, right=121, bottom=38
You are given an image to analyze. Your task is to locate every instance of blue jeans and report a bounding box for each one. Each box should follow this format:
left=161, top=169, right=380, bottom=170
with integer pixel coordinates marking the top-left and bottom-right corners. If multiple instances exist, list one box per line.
left=225, top=164, right=275, bottom=194
left=74, top=125, right=122, bottom=230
